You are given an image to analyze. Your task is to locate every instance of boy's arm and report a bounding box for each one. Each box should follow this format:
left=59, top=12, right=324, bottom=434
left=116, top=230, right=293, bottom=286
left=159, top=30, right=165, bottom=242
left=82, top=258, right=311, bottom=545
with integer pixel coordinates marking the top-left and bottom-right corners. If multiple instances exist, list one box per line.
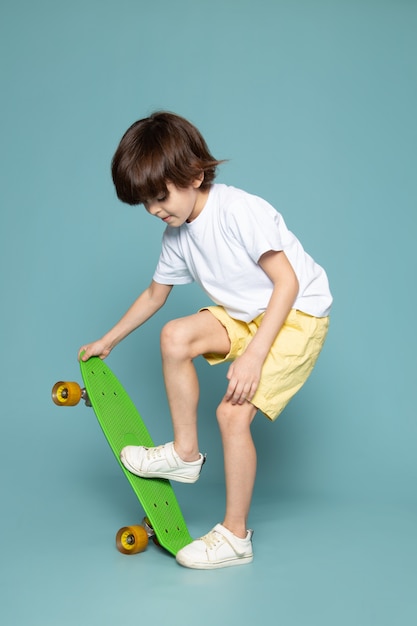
left=79, top=280, right=172, bottom=361
left=225, top=250, right=299, bottom=405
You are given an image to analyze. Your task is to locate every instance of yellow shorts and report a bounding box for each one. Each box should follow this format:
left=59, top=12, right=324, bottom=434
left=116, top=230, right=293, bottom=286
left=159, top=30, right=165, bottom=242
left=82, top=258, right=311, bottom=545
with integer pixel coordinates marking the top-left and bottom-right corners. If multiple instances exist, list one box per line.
left=202, top=307, right=329, bottom=421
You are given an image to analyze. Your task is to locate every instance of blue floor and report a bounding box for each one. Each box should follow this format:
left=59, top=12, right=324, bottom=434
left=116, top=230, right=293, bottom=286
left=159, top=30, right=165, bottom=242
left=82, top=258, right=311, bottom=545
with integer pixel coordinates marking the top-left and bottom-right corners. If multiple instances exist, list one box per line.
left=2, top=457, right=416, bottom=626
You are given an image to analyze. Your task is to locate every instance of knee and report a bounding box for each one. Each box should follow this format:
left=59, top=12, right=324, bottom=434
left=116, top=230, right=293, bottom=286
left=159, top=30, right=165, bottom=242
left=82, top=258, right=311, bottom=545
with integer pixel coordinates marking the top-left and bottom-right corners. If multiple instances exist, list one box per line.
left=216, top=401, right=253, bottom=437
left=160, top=318, right=192, bottom=360
left=216, top=403, right=232, bottom=435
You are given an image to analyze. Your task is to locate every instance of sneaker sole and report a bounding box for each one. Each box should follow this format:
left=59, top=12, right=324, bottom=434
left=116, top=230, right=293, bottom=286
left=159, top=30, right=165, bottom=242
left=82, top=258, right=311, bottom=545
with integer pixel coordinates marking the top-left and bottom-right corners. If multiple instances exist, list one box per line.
left=176, top=554, right=253, bottom=569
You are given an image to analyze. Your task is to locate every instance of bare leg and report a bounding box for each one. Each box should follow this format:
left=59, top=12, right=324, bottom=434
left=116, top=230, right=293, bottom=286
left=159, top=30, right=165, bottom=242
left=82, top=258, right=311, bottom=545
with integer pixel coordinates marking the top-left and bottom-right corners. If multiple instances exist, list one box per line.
left=160, top=310, right=230, bottom=462
left=161, top=310, right=257, bottom=539
left=216, top=400, right=258, bottom=538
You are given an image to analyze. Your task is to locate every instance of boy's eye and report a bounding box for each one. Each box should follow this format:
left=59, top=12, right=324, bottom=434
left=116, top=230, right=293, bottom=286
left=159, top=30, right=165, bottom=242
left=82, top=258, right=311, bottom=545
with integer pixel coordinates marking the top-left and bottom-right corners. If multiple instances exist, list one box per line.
left=157, top=194, right=167, bottom=202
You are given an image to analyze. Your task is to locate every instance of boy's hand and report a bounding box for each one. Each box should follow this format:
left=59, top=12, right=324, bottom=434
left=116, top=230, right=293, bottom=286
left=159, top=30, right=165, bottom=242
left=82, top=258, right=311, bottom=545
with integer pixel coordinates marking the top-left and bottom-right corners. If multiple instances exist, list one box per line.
left=78, top=339, right=112, bottom=362
left=224, top=352, right=262, bottom=405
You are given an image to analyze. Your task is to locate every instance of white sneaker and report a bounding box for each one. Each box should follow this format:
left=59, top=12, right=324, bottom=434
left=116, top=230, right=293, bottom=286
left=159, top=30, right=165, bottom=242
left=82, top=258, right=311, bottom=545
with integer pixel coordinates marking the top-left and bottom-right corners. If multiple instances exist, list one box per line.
left=120, top=442, right=206, bottom=484
left=176, top=523, right=254, bottom=569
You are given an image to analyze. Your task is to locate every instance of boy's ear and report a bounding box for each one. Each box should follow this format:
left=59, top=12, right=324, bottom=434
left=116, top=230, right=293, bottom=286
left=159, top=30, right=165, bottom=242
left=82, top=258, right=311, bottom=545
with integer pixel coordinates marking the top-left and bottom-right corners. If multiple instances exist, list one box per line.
left=192, top=171, right=205, bottom=188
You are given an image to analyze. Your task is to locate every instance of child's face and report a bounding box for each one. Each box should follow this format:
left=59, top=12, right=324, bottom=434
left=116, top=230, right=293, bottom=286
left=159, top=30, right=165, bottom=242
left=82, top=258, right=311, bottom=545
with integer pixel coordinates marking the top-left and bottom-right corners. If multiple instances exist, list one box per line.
left=143, top=180, right=208, bottom=227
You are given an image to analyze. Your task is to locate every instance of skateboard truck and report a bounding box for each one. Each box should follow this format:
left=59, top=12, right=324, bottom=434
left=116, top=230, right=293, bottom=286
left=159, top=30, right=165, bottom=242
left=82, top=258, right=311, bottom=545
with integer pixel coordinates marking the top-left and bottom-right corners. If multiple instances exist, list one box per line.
left=81, top=388, right=92, bottom=407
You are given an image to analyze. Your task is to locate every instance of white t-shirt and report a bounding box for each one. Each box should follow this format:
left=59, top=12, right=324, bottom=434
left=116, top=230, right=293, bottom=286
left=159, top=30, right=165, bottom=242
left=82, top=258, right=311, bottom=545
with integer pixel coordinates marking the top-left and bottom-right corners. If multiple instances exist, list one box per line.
left=153, top=184, right=332, bottom=321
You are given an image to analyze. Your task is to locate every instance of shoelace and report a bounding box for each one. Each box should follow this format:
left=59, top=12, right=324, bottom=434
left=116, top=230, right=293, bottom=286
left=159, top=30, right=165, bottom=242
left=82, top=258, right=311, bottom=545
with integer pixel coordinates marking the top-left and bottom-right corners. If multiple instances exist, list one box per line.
left=145, top=445, right=165, bottom=460
left=200, top=528, right=251, bottom=557
left=201, top=530, right=224, bottom=550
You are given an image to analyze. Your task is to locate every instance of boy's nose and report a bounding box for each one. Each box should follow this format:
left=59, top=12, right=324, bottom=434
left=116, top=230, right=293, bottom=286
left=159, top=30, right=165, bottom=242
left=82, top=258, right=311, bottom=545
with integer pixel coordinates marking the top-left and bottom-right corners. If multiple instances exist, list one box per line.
left=148, top=203, right=160, bottom=216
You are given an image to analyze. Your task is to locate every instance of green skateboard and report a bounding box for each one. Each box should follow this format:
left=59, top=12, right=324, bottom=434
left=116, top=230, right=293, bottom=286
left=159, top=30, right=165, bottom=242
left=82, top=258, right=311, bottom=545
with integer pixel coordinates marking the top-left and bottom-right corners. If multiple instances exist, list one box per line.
left=52, top=356, right=193, bottom=557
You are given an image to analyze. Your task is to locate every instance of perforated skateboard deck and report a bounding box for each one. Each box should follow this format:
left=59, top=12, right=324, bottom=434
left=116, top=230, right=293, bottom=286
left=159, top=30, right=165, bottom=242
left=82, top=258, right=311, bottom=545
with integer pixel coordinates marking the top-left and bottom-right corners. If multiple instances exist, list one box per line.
left=79, top=356, right=193, bottom=556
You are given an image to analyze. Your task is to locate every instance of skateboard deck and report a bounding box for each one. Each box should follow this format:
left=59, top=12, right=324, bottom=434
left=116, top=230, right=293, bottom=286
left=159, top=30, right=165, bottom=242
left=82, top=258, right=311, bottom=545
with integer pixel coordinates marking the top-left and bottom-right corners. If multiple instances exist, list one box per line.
left=53, top=356, right=193, bottom=556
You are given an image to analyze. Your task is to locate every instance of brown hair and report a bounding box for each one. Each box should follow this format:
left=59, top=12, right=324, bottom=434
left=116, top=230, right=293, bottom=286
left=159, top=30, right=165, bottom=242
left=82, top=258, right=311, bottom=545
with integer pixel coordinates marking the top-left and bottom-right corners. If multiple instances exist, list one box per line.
left=111, top=111, right=224, bottom=205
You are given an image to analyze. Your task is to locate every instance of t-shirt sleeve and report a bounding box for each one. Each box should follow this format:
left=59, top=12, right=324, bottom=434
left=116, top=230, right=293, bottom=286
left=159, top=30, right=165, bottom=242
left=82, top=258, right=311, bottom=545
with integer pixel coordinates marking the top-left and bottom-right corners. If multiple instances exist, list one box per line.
left=226, top=195, right=284, bottom=263
left=153, top=228, right=194, bottom=285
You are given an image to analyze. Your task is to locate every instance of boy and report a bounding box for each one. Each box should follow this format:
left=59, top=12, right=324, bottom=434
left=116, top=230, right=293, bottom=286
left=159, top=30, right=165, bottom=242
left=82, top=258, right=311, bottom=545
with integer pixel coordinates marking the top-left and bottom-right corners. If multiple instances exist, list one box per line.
left=79, top=111, right=332, bottom=570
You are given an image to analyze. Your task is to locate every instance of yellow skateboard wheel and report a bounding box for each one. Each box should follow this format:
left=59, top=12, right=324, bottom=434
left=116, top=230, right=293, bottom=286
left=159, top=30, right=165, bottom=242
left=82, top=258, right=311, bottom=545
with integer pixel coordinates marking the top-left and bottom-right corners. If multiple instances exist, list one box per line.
left=116, top=525, right=149, bottom=555
left=52, top=381, right=82, bottom=406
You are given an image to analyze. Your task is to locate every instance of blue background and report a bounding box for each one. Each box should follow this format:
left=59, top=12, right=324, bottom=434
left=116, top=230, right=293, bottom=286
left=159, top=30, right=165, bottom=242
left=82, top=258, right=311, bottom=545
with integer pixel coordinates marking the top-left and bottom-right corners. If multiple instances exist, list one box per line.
left=1, top=1, right=416, bottom=624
